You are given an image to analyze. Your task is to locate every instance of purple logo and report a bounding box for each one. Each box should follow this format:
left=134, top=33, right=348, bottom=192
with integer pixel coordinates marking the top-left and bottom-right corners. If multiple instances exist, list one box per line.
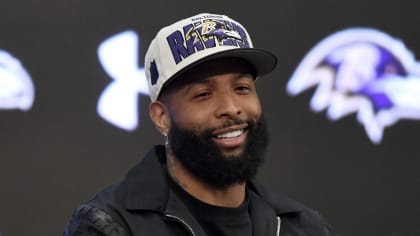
left=286, top=28, right=420, bottom=144
left=166, top=18, right=250, bottom=64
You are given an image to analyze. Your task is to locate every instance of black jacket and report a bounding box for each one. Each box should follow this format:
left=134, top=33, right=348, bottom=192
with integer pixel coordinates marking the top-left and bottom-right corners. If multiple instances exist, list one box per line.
left=63, top=145, right=332, bottom=236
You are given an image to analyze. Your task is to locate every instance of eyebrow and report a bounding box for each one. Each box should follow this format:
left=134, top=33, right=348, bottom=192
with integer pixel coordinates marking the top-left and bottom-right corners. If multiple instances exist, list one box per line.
left=182, top=78, right=211, bottom=95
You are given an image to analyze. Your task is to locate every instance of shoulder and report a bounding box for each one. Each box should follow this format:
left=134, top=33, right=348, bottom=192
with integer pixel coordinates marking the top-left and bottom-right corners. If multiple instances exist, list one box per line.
left=63, top=204, right=129, bottom=236
left=63, top=183, right=130, bottom=236
left=281, top=201, right=333, bottom=236
left=249, top=180, right=334, bottom=235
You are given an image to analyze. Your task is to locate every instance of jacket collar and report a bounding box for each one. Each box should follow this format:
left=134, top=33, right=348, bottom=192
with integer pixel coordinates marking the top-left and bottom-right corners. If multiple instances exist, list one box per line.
left=248, top=178, right=306, bottom=215
left=117, top=145, right=304, bottom=216
left=118, top=145, right=169, bottom=211
left=117, top=145, right=206, bottom=236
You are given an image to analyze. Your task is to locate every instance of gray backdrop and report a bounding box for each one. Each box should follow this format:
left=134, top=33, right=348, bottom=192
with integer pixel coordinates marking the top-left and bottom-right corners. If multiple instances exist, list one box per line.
left=1, top=0, right=419, bottom=235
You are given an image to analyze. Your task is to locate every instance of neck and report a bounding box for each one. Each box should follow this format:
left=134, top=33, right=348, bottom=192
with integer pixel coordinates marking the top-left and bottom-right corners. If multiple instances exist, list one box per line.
left=166, top=149, right=246, bottom=208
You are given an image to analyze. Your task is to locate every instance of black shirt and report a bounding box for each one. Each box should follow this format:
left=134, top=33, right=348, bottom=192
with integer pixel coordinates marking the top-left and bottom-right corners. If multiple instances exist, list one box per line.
left=167, top=173, right=253, bottom=236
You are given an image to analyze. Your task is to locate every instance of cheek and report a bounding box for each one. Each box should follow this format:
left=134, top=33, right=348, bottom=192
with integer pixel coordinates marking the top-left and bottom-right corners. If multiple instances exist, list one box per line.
left=244, top=96, right=262, bottom=119
left=169, top=105, right=212, bottom=130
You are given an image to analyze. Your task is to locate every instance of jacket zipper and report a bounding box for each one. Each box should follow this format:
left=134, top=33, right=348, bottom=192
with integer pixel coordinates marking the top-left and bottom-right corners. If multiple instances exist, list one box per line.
left=165, top=214, right=280, bottom=236
left=165, top=214, right=196, bottom=236
left=276, top=216, right=281, bottom=236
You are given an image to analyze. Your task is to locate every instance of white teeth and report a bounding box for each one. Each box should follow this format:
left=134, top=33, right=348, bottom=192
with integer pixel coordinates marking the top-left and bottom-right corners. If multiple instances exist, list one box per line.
left=216, top=129, right=243, bottom=139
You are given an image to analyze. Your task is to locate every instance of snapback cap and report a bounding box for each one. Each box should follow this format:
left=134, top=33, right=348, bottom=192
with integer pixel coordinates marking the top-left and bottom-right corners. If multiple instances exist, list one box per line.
left=144, top=13, right=277, bottom=101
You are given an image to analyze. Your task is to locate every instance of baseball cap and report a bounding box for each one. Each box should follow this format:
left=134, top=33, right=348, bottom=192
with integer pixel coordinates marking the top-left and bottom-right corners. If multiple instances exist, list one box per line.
left=144, top=12, right=277, bottom=101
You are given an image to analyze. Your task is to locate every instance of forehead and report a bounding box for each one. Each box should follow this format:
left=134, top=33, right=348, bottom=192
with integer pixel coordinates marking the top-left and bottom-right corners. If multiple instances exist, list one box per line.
left=159, top=57, right=256, bottom=98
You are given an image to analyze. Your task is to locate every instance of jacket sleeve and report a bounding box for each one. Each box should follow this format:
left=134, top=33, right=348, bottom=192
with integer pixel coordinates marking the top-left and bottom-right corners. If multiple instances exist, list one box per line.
left=63, top=204, right=129, bottom=236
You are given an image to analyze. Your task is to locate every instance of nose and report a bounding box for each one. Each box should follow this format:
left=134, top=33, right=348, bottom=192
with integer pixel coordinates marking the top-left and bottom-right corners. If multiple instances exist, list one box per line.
left=214, top=92, right=242, bottom=119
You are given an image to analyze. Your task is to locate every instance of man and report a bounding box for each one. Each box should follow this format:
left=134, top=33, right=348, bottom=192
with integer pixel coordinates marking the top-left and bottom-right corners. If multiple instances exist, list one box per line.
left=64, top=13, right=333, bottom=236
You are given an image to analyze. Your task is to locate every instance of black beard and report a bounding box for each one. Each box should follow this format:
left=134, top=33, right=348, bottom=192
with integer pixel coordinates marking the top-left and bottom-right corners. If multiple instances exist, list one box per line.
left=168, top=116, right=268, bottom=189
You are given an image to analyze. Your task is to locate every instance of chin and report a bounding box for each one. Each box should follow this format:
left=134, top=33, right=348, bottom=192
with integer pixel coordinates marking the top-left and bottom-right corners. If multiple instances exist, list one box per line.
left=221, top=148, right=245, bottom=159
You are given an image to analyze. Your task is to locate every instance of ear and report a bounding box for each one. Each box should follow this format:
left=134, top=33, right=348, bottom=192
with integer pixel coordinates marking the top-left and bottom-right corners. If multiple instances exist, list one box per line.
left=149, top=101, right=170, bottom=137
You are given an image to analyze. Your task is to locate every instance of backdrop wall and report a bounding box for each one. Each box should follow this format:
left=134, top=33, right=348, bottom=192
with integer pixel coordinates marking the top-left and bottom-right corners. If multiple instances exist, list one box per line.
left=1, top=0, right=419, bottom=235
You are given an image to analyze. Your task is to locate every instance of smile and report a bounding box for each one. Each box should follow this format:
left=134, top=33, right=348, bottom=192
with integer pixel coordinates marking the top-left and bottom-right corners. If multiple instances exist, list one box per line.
left=211, top=123, right=249, bottom=148
left=216, top=129, right=244, bottom=139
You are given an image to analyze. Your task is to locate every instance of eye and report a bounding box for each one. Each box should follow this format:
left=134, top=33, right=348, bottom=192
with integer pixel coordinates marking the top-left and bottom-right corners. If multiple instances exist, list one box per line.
left=234, top=75, right=255, bottom=94
left=235, top=85, right=251, bottom=94
left=193, top=90, right=211, bottom=100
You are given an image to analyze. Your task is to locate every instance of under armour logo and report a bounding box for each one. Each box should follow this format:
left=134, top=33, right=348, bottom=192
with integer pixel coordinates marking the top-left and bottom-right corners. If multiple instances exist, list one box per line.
left=97, top=30, right=150, bottom=131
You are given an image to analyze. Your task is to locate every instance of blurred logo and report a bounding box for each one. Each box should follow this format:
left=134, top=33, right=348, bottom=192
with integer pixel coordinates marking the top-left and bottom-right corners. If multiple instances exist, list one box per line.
left=97, top=30, right=149, bottom=131
left=167, top=17, right=250, bottom=64
left=0, top=50, right=34, bottom=111
left=286, top=28, right=420, bottom=144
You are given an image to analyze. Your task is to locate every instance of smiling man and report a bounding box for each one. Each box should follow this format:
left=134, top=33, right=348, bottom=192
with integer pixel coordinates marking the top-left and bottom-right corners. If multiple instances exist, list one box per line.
left=64, top=13, right=333, bottom=236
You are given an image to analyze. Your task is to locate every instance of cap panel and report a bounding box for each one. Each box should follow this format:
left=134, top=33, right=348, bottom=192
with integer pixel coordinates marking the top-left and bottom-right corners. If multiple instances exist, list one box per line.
left=145, top=13, right=276, bottom=101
